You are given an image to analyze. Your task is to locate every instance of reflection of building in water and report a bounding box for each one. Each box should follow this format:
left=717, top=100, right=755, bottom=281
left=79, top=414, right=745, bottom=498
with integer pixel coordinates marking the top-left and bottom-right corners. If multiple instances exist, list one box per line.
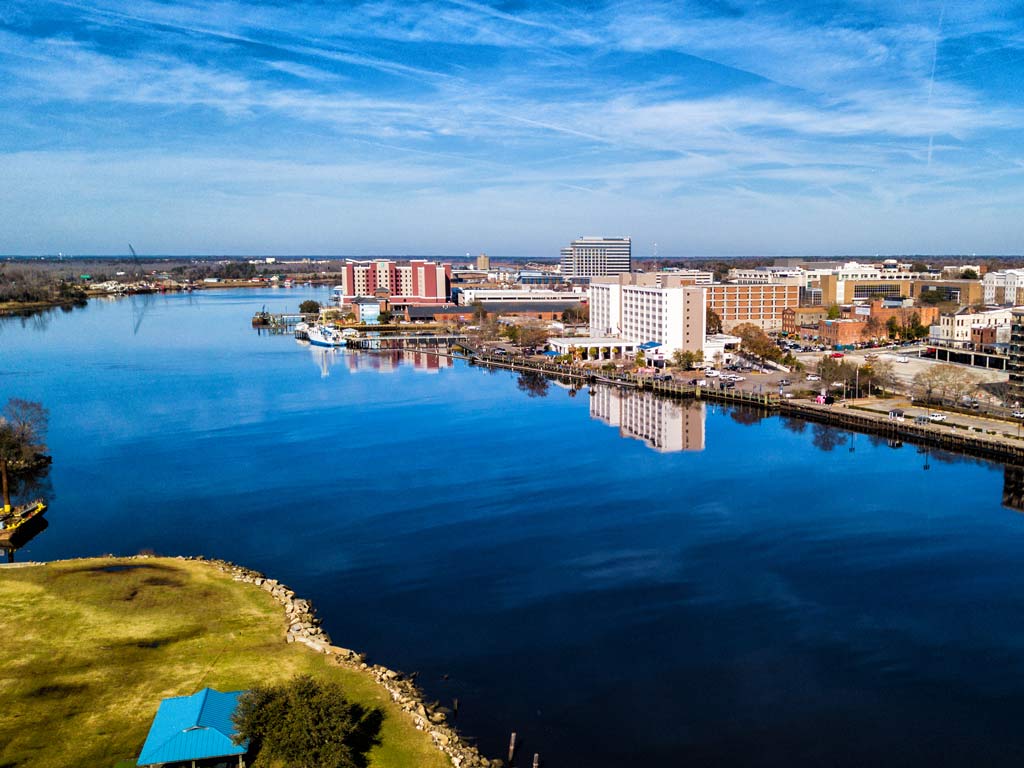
left=343, top=350, right=453, bottom=374
left=1002, top=465, right=1024, bottom=513
left=403, top=351, right=453, bottom=373
left=590, top=387, right=705, bottom=453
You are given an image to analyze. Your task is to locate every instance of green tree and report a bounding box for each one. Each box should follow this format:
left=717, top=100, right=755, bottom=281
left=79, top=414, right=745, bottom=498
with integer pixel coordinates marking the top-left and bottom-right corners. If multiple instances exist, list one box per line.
left=886, top=316, right=900, bottom=338
left=233, top=675, right=381, bottom=768
left=961, top=268, right=979, bottom=280
left=826, top=303, right=841, bottom=320
left=299, top=300, right=321, bottom=314
left=671, top=349, right=704, bottom=370
left=911, top=261, right=929, bottom=273
left=0, top=399, right=49, bottom=513
left=635, top=349, right=646, bottom=368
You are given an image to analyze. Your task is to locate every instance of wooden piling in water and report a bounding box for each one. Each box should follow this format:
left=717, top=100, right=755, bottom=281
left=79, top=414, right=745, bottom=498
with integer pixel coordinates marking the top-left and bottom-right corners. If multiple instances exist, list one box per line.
left=508, top=732, right=517, bottom=763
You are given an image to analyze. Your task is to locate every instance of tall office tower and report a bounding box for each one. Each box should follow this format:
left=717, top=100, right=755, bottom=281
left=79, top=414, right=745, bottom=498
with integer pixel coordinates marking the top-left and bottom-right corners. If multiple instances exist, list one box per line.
left=559, top=236, right=631, bottom=281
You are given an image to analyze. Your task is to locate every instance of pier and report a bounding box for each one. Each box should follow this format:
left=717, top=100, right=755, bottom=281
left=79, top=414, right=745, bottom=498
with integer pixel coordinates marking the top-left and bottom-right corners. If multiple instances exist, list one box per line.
left=346, top=334, right=467, bottom=350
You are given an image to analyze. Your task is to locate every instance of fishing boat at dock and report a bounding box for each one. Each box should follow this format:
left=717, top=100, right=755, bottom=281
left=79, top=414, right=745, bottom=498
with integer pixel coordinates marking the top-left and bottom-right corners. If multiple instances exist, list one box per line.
left=307, top=324, right=345, bottom=347
left=0, top=499, right=47, bottom=544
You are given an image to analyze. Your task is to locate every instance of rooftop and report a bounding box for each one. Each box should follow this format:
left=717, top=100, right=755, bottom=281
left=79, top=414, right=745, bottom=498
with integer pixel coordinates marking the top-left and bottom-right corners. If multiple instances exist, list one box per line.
left=137, top=688, right=248, bottom=766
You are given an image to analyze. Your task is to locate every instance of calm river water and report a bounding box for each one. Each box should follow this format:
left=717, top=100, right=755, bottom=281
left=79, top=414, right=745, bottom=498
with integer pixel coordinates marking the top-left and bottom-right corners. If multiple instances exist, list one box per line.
left=4, top=288, right=1024, bottom=766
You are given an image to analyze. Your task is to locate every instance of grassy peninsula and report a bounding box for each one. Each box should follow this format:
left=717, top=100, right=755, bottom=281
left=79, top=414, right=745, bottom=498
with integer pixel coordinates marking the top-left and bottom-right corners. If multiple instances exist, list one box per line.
left=0, top=557, right=451, bottom=768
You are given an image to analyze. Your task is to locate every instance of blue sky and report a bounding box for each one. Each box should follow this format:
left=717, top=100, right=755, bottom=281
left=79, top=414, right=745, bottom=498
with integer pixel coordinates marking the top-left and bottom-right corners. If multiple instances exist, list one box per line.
left=1, top=0, right=1022, bottom=257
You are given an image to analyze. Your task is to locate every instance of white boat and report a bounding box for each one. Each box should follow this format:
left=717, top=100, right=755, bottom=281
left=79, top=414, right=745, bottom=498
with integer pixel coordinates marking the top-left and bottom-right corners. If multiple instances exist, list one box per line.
left=307, top=324, right=345, bottom=347
left=294, top=322, right=310, bottom=340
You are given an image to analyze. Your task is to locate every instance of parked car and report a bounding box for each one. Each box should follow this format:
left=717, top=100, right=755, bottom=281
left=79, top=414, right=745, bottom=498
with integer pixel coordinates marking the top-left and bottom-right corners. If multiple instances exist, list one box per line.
left=830, top=352, right=845, bottom=358
left=806, top=374, right=821, bottom=381
left=896, top=356, right=909, bottom=363
left=779, top=378, right=792, bottom=386
left=914, top=415, right=930, bottom=425
left=1013, top=411, right=1024, bottom=419
left=928, top=412, right=947, bottom=422
left=705, top=369, right=720, bottom=377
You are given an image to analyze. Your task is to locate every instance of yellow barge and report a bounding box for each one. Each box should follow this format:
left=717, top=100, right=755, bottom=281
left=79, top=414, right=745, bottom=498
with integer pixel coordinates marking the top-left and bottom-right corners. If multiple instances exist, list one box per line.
left=0, top=499, right=47, bottom=543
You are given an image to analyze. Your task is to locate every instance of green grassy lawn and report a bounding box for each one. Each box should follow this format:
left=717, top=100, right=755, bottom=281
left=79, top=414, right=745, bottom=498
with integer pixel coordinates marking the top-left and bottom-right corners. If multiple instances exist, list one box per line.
left=0, top=557, right=451, bottom=768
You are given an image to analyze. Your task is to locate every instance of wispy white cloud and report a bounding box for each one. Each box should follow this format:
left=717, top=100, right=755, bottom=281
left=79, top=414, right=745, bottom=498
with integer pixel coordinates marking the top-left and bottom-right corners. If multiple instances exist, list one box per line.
left=0, top=0, right=1021, bottom=254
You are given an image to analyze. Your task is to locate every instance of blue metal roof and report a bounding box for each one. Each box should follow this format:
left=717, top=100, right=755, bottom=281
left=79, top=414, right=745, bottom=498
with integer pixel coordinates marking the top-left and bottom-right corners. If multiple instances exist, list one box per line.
left=638, top=341, right=663, bottom=350
left=137, top=688, right=248, bottom=766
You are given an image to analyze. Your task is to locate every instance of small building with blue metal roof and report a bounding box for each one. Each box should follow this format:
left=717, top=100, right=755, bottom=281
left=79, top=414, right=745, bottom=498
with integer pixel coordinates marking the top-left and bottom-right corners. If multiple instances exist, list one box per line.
left=137, top=687, right=249, bottom=767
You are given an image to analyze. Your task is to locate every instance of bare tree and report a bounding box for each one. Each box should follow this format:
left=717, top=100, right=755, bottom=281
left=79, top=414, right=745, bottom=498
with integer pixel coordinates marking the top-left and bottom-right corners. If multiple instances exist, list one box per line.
left=0, top=399, right=48, bottom=512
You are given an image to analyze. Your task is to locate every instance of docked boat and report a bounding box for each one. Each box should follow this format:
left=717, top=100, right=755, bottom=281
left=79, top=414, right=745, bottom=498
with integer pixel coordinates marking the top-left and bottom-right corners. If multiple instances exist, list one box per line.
left=294, top=322, right=310, bottom=340
left=0, top=499, right=47, bottom=543
left=307, top=324, right=345, bottom=347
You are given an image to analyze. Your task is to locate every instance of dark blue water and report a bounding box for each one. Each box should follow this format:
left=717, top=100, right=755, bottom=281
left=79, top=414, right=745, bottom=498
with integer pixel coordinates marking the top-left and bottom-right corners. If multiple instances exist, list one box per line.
left=4, top=290, right=1024, bottom=766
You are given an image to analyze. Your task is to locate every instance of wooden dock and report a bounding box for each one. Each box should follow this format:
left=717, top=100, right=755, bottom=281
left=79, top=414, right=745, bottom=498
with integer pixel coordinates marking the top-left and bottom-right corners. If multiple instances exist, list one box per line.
left=346, top=334, right=467, bottom=350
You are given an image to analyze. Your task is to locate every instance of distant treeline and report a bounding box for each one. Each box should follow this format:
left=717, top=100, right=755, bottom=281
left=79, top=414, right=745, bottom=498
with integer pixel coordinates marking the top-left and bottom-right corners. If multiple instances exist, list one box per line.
left=0, top=266, right=87, bottom=304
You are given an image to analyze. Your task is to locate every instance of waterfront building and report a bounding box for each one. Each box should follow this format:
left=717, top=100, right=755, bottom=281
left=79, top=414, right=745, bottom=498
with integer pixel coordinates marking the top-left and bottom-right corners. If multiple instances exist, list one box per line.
left=590, top=387, right=705, bottom=453
left=559, top=236, right=631, bottom=281
left=334, top=259, right=451, bottom=304
left=588, top=273, right=705, bottom=361
left=546, top=336, right=639, bottom=360
left=352, top=297, right=382, bottom=324
left=706, top=283, right=800, bottom=331
left=1009, top=308, right=1024, bottom=405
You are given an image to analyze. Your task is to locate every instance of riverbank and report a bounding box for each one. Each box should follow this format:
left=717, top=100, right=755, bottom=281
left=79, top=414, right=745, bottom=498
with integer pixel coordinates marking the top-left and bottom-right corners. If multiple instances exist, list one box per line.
left=462, top=348, right=1024, bottom=464
left=0, top=297, right=87, bottom=316
left=0, top=555, right=493, bottom=768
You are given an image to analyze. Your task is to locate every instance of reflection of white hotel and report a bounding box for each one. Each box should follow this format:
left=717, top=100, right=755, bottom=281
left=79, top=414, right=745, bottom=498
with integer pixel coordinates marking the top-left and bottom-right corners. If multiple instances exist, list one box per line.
left=590, top=388, right=705, bottom=453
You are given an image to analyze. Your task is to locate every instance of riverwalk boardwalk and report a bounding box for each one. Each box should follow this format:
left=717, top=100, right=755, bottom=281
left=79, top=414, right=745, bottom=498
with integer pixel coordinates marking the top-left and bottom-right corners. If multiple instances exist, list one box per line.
left=460, top=346, right=1024, bottom=466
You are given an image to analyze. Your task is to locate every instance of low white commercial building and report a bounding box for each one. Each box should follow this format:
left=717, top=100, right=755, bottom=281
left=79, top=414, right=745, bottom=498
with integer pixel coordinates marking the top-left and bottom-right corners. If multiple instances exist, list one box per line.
left=929, top=307, right=1013, bottom=347
left=457, top=288, right=580, bottom=305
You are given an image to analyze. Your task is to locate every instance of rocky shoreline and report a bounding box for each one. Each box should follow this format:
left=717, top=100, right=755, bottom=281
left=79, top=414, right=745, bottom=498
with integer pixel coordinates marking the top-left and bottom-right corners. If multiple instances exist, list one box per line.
left=167, top=554, right=499, bottom=768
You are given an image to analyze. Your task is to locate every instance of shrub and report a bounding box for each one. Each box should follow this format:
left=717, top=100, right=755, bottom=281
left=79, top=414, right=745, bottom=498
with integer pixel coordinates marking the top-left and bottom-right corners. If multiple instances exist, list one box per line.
left=233, top=675, right=382, bottom=768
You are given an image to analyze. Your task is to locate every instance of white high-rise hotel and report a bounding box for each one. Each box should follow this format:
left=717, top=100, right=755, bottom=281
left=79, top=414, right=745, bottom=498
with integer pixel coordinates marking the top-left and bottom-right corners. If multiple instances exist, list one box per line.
left=589, top=273, right=706, bottom=358
left=560, top=236, right=631, bottom=280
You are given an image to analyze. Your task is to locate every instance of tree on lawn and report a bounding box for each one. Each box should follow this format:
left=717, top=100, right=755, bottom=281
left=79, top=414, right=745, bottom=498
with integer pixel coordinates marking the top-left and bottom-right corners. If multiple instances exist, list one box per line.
left=299, top=300, right=321, bottom=314
left=233, top=675, right=382, bottom=768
